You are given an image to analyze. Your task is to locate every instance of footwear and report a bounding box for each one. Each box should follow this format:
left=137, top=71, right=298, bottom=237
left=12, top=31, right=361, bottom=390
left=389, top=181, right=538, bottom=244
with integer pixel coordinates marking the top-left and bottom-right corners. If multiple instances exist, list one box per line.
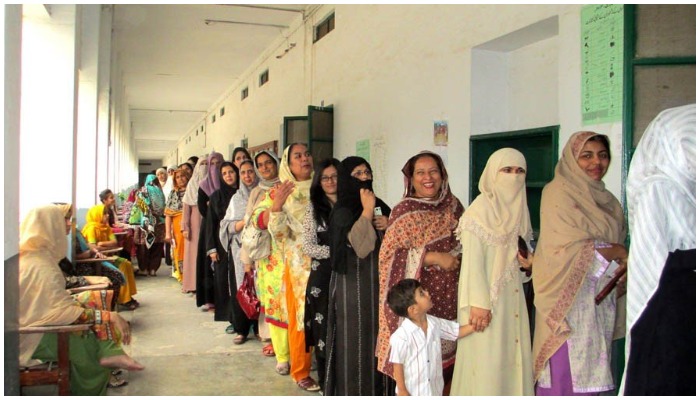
left=233, top=334, right=247, bottom=345
left=225, top=325, right=235, bottom=334
left=200, top=305, right=210, bottom=312
left=134, top=270, right=148, bottom=277
left=262, top=343, right=275, bottom=357
left=275, top=362, right=290, bottom=375
left=296, top=377, right=320, bottom=392
left=107, top=375, right=128, bottom=388
left=119, top=300, right=138, bottom=311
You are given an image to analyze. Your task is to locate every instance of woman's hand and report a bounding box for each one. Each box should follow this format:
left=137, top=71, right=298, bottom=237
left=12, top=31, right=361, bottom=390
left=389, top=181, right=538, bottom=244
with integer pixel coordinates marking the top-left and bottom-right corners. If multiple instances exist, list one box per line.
left=424, top=251, right=459, bottom=271
left=111, top=313, right=131, bottom=345
left=372, top=215, right=389, bottom=231
left=244, top=263, right=254, bottom=273
left=271, top=181, right=295, bottom=212
left=469, top=306, right=492, bottom=332
left=164, top=234, right=172, bottom=243
left=183, top=230, right=190, bottom=240
left=85, top=276, right=111, bottom=285
left=598, top=243, right=628, bottom=264
left=209, top=252, right=219, bottom=262
left=615, top=259, right=628, bottom=298
left=517, top=251, right=533, bottom=271
left=360, top=189, right=376, bottom=220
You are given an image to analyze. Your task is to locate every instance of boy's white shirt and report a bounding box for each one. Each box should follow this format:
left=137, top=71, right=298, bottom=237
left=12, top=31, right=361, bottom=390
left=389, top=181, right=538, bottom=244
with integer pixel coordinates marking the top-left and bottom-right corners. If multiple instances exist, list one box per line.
left=389, top=314, right=459, bottom=396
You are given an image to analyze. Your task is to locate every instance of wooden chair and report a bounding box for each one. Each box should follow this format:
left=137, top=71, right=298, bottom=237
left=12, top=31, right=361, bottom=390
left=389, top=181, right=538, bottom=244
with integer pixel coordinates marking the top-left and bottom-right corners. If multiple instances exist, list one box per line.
left=19, top=324, right=92, bottom=395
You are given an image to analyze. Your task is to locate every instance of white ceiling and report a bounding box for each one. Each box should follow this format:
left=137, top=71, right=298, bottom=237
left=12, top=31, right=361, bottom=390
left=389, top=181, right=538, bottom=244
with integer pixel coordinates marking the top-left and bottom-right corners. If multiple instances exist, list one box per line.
left=112, top=4, right=308, bottom=160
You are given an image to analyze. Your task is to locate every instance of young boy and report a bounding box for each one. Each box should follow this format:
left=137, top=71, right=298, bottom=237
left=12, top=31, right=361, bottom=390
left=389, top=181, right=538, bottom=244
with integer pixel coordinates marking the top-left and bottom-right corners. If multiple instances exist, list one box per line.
left=387, top=279, right=474, bottom=396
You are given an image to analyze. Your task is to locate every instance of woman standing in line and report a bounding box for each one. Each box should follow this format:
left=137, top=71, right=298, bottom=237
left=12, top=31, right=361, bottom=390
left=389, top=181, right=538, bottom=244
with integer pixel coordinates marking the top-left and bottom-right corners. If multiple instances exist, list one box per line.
left=220, top=159, right=260, bottom=343
left=244, top=150, right=281, bottom=357
left=231, top=147, right=252, bottom=168
left=376, top=151, right=464, bottom=393
left=252, top=143, right=319, bottom=391
left=205, top=162, right=239, bottom=325
left=325, top=156, right=391, bottom=395
left=181, top=157, right=207, bottom=294
left=164, top=168, right=191, bottom=283
left=300, top=157, right=340, bottom=393
left=533, top=132, right=627, bottom=395
left=131, top=174, right=166, bottom=277
left=196, top=151, right=224, bottom=310
left=451, top=148, right=534, bottom=395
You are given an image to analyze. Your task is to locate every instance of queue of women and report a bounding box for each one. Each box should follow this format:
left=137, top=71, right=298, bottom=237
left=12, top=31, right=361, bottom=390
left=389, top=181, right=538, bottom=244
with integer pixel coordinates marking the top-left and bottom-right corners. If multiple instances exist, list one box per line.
left=20, top=123, right=692, bottom=395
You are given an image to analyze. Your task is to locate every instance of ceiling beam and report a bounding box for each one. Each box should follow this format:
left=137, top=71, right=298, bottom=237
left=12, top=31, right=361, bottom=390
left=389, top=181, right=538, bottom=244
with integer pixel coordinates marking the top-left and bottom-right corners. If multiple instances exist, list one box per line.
left=204, top=18, right=289, bottom=29
left=217, top=4, right=306, bottom=13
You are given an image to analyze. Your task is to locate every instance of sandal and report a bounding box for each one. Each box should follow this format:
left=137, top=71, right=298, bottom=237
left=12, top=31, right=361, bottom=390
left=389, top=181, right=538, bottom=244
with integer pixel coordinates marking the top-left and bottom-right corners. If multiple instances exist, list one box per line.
left=296, top=377, right=320, bottom=392
left=275, top=362, right=290, bottom=375
left=262, top=343, right=275, bottom=357
left=233, top=334, right=247, bottom=345
left=134, top=271, right=148, bottom=277
left=107, top=375, right=128, bottom=389
left=225, top=325, right=235, bottom=334
left=119, top=300, right=138, bottom=311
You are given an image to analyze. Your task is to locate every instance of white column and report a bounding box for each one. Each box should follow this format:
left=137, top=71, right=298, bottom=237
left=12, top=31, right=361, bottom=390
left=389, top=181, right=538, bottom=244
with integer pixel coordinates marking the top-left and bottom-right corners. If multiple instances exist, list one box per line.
left=19, top=4, right=78, bottom=217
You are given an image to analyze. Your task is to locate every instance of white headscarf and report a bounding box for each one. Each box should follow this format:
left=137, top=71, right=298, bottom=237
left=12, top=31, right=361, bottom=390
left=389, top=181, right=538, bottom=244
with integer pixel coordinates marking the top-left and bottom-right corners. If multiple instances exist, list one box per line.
left=183, top=157, right=208, bottom=206
left=626, top=104, right=696, bottom=332
left=456, top=148, right=532, bottom=307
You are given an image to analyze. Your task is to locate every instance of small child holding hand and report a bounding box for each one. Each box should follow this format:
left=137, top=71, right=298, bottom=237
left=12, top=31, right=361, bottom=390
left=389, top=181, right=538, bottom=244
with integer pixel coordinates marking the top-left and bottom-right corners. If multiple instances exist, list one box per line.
left=387, top=279, right=474, bottom=396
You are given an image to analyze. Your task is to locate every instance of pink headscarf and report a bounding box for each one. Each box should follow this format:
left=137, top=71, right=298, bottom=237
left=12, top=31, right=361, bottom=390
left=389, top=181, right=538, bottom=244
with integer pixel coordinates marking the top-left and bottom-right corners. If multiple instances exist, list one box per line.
left=199, top=151, right=224, bottom=196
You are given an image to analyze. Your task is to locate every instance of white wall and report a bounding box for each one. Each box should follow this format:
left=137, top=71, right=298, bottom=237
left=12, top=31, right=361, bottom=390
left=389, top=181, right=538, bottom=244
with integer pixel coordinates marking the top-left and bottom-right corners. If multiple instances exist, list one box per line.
left=164, top=5, right=626, bottom=207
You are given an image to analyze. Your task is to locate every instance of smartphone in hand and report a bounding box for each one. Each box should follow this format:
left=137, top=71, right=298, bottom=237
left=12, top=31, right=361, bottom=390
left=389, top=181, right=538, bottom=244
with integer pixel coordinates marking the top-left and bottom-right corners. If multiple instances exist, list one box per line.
left=517, top=236, right=528, bottom=259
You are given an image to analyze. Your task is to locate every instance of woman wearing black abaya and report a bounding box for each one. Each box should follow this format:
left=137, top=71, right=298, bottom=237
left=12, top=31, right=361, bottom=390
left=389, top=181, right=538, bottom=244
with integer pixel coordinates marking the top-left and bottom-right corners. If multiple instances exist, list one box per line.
left=196, top=152, right=224, bottom=310
left=324, top=156, right=391, bottom=395
left=205, top=162, right=239, bottom=323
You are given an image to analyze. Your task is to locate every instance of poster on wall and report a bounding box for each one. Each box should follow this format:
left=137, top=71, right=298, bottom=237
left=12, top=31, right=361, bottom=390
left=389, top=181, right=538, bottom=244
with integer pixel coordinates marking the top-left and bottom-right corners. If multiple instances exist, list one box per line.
left=433, top=120, right=448, bottom=146
left=581, top=4, right=624, bottom=125
left=356, top=139, right=370, bottom=162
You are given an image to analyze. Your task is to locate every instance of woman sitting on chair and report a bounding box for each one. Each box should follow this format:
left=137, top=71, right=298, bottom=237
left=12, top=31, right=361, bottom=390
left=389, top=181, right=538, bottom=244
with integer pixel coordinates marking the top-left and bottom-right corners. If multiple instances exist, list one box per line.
left=19, top=204, right=144, bottom=396
left=82, top=204, right=139, bottom=310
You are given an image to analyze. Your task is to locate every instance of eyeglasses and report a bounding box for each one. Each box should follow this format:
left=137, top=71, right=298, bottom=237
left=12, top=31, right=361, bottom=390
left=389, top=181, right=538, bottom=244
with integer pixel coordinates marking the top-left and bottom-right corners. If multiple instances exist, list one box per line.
left=320, top=174, right=338, bottom=183
left=351, top=169, right=372, bottom=179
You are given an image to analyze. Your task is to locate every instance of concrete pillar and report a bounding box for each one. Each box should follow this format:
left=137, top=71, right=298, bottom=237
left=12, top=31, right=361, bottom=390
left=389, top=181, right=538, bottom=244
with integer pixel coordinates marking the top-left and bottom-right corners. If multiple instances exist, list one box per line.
left=4, top=4, right=22, bottom=396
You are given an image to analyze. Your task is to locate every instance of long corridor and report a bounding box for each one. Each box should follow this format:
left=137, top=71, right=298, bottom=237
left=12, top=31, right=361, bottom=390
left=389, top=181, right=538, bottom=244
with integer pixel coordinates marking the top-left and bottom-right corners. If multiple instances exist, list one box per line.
left=108, top=265, right=318, bottom=396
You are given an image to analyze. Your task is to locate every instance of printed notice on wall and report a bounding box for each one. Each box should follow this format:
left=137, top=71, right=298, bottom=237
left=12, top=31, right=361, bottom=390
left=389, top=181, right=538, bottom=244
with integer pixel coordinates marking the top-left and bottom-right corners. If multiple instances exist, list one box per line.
left=581, top=4, right=624, bottom=125
left=356, top=139, right=370, bottom=162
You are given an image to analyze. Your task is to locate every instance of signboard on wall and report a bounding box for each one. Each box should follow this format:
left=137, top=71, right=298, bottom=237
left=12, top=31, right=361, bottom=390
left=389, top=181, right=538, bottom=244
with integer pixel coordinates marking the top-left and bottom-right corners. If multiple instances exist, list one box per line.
left=581, top=4, right=624, bottom=125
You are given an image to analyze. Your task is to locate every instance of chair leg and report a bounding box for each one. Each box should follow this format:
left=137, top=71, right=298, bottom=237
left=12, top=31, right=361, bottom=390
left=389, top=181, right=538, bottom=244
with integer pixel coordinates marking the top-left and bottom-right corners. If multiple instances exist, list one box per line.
left=56, top=332, right=71, bottom=395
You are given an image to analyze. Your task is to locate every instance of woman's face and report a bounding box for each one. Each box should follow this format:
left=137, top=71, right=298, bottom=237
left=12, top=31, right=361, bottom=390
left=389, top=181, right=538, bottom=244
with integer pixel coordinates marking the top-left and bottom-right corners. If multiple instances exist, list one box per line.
left=102, top=208, right=110, bottom=225
left=411, top=156, right=442, bottom=199
left=319, top=166, right=338, bottom=197
left=577, top=139, right=610, bottom=181
left=102, top=193, right=115, bottom=207
left=351, top=164, right=373, bottom=182
left=176, top=172, right=189, bottom=189
left=210, top=157, right=221, bottom=170
left=221, top=165, right=237, bottom=187
left=156, top=170, right=167, bottom=182
left=256, top=154, right=278, bottom=181
left=499, top=166, right=526, bottom=175
left=288, top=144, right=313, bottom=181
left=233, top=151, right=249, bottom=168
left=240, top=163, right=256, bottom=187
left=64, top=213, right=72, bottom=235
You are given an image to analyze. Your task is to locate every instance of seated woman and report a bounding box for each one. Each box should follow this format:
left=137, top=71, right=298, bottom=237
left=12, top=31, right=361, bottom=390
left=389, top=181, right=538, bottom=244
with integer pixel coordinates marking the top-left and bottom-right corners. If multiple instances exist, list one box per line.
left=81, top=204, right=139, bottom=310
left=19, top=205, right=144, bottom=396
left=100, top=189, right=135, bottom=260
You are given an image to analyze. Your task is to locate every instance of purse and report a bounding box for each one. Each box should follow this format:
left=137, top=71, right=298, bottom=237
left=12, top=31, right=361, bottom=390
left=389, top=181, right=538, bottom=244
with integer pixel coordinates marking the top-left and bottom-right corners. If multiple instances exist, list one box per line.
left=240, top=218, right=271, bottom=261
left=236, top=271, right=260, bottom=320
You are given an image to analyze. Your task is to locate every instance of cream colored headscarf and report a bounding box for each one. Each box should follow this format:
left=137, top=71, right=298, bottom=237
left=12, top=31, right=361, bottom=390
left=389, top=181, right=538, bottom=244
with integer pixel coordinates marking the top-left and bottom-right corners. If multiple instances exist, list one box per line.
left=457, top=148, right=532, bottom=309
left=532, top=132, right=625, bottom=382
left=19, top=205, right=84, bottom=366
left=278, top=144, right=313, bottom=238
left=183, top=156, right=208, bottom=206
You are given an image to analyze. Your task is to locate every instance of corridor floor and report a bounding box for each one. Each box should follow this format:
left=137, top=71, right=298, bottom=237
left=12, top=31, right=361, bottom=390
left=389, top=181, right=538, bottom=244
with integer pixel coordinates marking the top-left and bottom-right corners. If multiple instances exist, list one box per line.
left=108, top=266, right=318, bottom=396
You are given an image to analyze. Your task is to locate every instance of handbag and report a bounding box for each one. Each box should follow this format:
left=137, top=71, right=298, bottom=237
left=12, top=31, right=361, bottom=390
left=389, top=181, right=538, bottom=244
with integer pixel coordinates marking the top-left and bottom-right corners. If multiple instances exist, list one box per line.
left=236, top=271, right=260, bottom=320
left=240, top=218, right=271, bottom=261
